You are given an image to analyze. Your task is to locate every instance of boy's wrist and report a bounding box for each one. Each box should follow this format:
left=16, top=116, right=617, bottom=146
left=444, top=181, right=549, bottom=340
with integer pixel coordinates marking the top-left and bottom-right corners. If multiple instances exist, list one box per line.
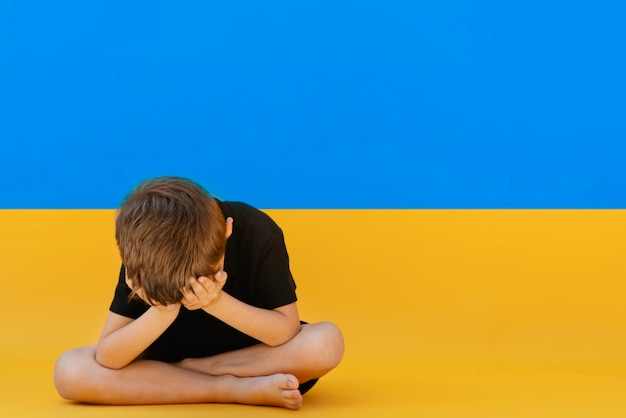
left=201, top=289, right=224, bottom=312
left=208, top=289, right=223, bottom=308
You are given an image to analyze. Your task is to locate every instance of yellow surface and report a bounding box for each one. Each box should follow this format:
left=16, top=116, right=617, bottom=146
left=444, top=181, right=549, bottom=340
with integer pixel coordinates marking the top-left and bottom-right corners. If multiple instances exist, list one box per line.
left=1, top=209, right=626, bottom=417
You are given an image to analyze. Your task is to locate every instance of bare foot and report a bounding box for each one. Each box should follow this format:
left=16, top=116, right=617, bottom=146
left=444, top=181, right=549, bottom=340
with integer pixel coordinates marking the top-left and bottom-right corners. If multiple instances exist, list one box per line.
left=237, top=374, right=302, bottom=410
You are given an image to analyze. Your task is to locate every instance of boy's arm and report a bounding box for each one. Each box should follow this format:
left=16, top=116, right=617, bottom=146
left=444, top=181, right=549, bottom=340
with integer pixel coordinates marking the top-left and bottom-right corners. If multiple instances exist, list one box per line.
left=207, top=296, right=300, bottom=346
left=183, top=274, right=301, bottom=347
left=95, top=304, right=180, bottom=369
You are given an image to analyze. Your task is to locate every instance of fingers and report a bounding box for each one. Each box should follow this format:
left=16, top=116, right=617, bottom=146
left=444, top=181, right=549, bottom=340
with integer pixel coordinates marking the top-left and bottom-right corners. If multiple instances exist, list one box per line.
left=193, top=276, right=209, bottom=293
left=181, top=271, right=228, bottom=310
left=182, top=277, right=206, bottom=301
left=181, top=285, right=199, bottom=310
left=214, top=270, right=228, bottom=287
left=182, top=276, right=213, bottom=309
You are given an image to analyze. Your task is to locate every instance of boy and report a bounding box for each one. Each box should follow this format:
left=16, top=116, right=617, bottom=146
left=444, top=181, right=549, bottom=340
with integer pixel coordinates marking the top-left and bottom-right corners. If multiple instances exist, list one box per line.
left=54, top=177, right=344, bottom=409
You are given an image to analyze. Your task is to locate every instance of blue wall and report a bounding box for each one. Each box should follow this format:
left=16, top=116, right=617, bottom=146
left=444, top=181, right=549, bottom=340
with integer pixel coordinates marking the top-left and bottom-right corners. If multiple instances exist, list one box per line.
left=1, top=1, right=625, bottom=208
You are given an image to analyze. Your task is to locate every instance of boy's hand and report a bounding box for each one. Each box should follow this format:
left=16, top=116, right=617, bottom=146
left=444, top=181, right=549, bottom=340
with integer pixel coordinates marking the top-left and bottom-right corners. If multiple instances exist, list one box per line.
left=181, top=271, right=228, bottom=310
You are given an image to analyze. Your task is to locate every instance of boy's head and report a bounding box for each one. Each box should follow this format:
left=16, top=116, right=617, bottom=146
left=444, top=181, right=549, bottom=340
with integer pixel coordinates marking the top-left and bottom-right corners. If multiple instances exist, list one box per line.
left=115, top=176, right=226, bottom=306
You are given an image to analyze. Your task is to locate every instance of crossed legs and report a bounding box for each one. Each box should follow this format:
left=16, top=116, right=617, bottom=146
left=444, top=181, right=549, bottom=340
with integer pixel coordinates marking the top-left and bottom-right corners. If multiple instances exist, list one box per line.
left=54, top=322, right=344, bottom=409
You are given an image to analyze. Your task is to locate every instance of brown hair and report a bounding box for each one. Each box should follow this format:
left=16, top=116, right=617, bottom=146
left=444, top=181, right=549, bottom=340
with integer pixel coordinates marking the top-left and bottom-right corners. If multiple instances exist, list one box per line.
left=115, top=176, right=226, bottom=305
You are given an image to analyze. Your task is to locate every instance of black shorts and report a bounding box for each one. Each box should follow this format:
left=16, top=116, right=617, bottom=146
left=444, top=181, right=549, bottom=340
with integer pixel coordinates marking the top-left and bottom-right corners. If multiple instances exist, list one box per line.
left=298, top=378, right=318, bottom=395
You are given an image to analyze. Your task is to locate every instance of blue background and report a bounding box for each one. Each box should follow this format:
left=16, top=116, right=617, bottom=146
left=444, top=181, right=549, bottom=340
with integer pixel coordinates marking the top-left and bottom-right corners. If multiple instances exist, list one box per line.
left=1, top=1, right=625, bottom=209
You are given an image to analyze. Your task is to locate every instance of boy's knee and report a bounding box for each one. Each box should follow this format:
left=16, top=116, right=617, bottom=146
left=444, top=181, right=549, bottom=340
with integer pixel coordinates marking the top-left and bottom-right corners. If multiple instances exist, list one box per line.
left=53, top=346, right=95, bottom=401
left=308, top=322, right=344, bottom=371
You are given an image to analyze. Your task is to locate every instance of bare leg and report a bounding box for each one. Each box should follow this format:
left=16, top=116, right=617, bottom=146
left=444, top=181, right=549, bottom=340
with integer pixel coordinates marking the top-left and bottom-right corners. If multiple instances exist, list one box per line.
left=54, top=345, right=302, bottom=409
left=177, top=322, right=344, bottom=383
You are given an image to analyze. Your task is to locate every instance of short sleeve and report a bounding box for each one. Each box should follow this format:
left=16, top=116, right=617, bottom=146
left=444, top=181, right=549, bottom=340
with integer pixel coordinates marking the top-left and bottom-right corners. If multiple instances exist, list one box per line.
left=109, top=265, right=150, bottom=319
left=253, top=231, right=298, bottom=309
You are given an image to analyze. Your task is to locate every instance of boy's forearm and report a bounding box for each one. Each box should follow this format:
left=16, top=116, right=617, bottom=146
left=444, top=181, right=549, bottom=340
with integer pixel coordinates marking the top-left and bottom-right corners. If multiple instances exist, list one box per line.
left=95, top=307, right=179, bottom=369
left=203, top=293, right=300, bottom=346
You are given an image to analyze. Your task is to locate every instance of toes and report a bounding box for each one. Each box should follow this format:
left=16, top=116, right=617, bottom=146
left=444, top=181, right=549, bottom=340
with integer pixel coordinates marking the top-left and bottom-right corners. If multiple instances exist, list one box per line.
left=283, top=389, right=302, bottom=399
left=284, top=374, right=299, bottom=390
left=283, top=390, right=303, bottom=409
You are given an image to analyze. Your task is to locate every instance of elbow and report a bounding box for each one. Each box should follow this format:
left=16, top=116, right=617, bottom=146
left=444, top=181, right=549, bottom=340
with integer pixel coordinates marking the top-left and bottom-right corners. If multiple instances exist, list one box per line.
left=95, top=356, right=126, bottom=370
left=265, top=338, right=287, bottom=347
left=94, top=346, right=128, bottom=370
left=265, top=320, right=302, bottom=347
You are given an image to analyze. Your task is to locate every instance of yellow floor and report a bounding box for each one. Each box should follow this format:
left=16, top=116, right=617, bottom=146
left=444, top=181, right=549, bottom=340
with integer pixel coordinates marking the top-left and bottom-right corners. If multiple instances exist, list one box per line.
left=1, top=210, right=626, bottom=417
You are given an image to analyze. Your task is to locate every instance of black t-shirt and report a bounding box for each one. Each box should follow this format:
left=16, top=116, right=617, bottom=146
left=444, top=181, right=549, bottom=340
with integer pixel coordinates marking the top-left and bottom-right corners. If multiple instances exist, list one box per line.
left=109, top=200, right=298, bottom=362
